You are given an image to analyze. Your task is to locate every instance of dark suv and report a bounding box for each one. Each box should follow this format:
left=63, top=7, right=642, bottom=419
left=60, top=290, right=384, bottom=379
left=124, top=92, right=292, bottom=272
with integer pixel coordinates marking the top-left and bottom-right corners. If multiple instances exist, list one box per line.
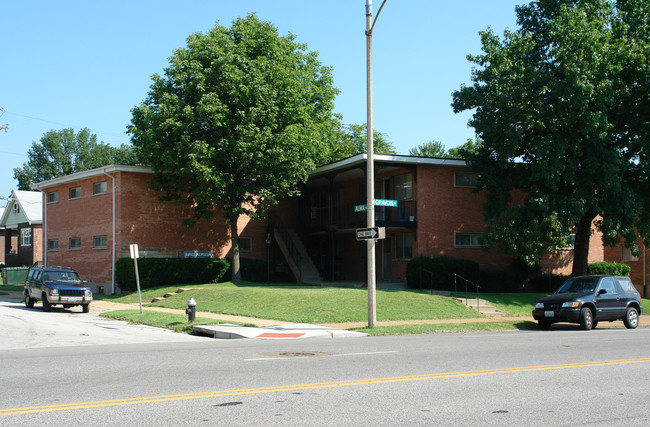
left=532, top=275, right=643, bottom=330
left=24, top=265, right=92, bottom=313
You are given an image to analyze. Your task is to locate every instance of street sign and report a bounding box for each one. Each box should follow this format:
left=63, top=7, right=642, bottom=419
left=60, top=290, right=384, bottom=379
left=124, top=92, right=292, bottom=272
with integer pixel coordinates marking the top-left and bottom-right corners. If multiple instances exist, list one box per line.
left=374, top=199, right=398, bottom=207
left=354, top=199, right=398, bottom=212
left=356, top=227, right=386, bottom=240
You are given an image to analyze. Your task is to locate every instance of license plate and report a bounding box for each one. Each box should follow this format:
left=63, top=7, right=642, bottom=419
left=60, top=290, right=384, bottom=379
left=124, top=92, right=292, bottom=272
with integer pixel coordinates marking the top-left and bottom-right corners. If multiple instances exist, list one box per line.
left=545, top=311, right=554, bottom=318
left=68, top=298, right=77, bottom=303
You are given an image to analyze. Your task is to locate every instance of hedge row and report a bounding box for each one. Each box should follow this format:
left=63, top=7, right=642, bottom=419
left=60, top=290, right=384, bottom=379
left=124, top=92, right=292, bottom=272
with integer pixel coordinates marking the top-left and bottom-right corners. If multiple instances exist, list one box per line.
left=406, top=256, right=631, bottom=293
left=587, top=261, right=631, bottom=276
left=116, top=258, right=229, bottom=292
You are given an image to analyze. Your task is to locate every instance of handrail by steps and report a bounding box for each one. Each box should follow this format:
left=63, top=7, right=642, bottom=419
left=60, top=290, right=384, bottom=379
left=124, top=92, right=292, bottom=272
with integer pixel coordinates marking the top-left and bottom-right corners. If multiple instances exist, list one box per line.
left=454, top=273, right=482, bottom=313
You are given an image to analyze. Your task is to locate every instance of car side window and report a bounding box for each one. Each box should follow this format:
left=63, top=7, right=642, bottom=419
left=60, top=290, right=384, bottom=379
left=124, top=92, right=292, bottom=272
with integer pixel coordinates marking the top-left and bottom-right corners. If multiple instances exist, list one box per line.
left=617, top=277, right=633, bottom=292
left=599, top=277, right=618, bottom=295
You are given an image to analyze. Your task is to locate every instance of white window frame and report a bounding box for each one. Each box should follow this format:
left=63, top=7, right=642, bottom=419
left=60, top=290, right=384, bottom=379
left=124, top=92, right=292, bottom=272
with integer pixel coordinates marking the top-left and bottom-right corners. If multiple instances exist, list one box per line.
left=47, top=191, right=59, bottom=203
left=69, top=237, right=81, bottom=250
left=13, top=203, right=20, bottom=214
left=454, top=231, right=484, bottom=248
left=238, top=237, right=252, bottom=253
left=394, top=173, right=413, bottom=200
left=93, top=235, right=108, bottom=249
left=93, top=181, right=107, bottom=195
left=394, top=233, right=413, bottom=260
left=20, top=228, right=32, bottom=247
left=48, top=239, right=59, bottom=251
left=454, top=171, right=479, bottom=188
left=69, top=186, right=81, bottom=200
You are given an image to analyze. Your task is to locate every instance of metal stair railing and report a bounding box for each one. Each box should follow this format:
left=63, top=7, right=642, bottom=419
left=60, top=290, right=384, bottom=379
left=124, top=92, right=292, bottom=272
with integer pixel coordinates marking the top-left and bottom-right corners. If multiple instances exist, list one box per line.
left=454, top=273, right=482, bottom=313
left=275, top=227, right=302, bottom=283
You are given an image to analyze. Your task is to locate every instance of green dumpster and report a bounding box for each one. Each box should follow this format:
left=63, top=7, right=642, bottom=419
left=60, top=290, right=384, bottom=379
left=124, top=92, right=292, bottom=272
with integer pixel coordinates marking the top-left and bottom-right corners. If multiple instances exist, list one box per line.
left=1, top=267, right=29, bottom=285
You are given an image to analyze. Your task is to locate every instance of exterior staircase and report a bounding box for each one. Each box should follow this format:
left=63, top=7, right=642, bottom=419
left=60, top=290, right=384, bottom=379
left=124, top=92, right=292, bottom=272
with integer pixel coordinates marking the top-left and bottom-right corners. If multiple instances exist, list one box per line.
left=273, top=228, right=324, bottom=285
left=456, top=298, right=506, bottom=317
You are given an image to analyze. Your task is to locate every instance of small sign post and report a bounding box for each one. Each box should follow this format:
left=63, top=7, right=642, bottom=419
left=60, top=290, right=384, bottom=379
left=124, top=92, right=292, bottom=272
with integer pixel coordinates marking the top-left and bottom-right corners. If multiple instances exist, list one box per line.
left=129, top=244, right=143, bottom=314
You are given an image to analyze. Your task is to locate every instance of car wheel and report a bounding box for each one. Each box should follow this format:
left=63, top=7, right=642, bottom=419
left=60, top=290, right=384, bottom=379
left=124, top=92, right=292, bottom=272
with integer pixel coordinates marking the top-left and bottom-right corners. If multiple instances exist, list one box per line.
left=24, top=292, right=34, bottom=308
left=538, top=320, right=551, bottom=330
left=82, top=304, right=90, bottom=313
left=579, top=307, right=594, bottom=330
left=623, top=307, right=639, bottom=329
left=42, top=294, right=51, bottom=312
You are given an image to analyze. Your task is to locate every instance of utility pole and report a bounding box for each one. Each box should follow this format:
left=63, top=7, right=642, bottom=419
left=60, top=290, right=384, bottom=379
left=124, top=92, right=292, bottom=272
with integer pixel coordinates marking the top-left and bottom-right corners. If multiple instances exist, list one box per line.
left=365, top=0, right=387, bottom=328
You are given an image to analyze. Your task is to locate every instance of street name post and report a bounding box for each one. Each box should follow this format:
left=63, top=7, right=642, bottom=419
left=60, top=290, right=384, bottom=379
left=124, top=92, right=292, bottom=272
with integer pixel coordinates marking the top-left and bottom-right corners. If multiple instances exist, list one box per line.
left=129, top=244, right=143, bottom=314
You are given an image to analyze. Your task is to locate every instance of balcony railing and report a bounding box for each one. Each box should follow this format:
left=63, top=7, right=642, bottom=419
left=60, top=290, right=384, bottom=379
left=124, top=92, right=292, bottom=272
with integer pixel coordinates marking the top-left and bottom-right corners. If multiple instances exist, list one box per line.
left=306, top=200, right=417, bottom=231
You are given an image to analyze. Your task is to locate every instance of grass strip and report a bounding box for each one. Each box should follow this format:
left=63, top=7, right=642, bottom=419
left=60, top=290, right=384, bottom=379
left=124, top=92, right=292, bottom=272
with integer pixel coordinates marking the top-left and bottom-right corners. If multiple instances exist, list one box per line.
left=100, top=310, right=254, bottom=333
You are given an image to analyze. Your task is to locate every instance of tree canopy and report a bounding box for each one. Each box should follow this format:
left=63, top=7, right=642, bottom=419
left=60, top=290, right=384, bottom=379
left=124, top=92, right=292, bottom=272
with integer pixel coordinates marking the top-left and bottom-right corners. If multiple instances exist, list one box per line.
left=128, top=14, right=339, bottom=281
left=317, top=123, right=396, bottom=165
left=452, top=0, right=650, bottom=275
left=408, top=139, right=480, bottom=159
left=13, top=128, right=136, bottom=190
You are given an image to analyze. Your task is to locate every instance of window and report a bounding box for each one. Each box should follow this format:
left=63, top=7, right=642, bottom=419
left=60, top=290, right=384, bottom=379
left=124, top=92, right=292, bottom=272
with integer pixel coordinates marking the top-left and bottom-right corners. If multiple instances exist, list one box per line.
left=394, top=234, right=413, bottom=260
left=599, top=277, right=617, bottom=294
left=621, top=246, right=638, bottom=262
left=454, top=171, right=479, bottom=188
left=93, top=235, right=107, bottom=249
left=454, top=232, right=484, bottom=248
left=69, top=186, right=81, bottom=199
left=394, top=173, right=413, bottom=200
left=20, top=228, right=32, bottom=246
left=48, top=239, right=59, bottom=251
left=13, top=203, right=20, bottom=214
left=238, top=237, right=252, bottom=253
left=69, top=237, right=81, bottom=250
left=93, top=181, right=107, bottom=195
left=560, top=234, right=576, bottom=250
left=47, top=191, right=59, bottom=203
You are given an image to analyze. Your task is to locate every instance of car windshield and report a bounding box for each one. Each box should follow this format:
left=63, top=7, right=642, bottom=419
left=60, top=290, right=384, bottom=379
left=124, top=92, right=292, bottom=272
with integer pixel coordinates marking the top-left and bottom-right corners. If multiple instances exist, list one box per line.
left=556, top=277, right=597, bottom=294
left=42, top=271, right=81, bottom=284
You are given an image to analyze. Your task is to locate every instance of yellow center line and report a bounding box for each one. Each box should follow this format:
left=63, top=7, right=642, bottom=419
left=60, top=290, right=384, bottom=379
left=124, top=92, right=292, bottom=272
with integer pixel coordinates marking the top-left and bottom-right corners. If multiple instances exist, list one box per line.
left=3, top=357, right=650, bottom=416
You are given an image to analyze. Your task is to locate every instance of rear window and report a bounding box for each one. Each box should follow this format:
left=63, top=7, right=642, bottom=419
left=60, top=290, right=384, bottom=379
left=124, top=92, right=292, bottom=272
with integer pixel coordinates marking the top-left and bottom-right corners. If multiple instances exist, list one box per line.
left=617, top=277, right=636, bottom=293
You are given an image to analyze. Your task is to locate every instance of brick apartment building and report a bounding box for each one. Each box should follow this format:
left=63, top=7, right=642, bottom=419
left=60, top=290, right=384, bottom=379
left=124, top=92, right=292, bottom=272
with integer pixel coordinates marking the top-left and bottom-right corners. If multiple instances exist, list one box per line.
left=30, top=154, right=620, bottom=295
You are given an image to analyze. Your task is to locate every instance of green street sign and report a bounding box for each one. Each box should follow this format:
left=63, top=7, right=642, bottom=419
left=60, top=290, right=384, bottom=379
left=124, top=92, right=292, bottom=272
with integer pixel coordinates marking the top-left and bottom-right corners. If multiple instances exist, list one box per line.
left=354, top=199, right=398, bottom=212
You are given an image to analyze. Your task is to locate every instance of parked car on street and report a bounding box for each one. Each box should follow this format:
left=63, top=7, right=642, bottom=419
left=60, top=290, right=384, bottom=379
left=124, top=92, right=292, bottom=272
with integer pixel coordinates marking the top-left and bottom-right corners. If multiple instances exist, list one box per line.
left=24, top=265, right=92, bottom=313
left=532, top=275, right=642, bottom=330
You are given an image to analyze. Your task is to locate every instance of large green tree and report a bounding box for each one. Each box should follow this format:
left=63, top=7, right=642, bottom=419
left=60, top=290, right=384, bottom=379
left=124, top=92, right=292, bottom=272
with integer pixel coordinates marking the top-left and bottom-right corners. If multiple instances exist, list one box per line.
left=452, top=0, right=650, bottom=276
left=14, top=128, right=136, bottom=190
left=128, top=14, right=339, bottom=281
left=318, top=123, right=396, bottom=165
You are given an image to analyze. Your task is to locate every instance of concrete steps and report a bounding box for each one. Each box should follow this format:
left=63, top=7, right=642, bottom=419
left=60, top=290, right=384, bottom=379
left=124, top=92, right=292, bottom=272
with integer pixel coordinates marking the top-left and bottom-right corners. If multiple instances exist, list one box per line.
left=455, top=298, right=506, bottom=317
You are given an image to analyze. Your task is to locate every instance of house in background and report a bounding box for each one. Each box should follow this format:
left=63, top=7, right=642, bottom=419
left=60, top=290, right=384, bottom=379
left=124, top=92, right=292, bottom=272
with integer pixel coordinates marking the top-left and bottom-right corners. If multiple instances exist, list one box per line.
left=0, top=206, right=5, bottom=265
left=0, top=190, right=43, bottom=267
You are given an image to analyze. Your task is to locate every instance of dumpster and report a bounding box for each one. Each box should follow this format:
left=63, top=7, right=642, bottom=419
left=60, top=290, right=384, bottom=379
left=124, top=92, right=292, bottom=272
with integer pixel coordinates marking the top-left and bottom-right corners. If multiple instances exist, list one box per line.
left=1, top=267, right=29, bottom=285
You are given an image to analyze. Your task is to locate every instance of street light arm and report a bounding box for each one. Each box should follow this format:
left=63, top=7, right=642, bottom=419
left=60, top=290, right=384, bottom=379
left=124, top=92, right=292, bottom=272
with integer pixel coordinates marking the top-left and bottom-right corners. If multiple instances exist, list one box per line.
left=365, top=0, right=388, bottom=36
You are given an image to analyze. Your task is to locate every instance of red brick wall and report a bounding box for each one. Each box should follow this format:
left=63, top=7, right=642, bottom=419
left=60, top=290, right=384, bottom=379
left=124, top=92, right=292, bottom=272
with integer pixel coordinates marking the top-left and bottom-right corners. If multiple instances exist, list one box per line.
left=414, top=165, right=512, bottom=271
left=43, top=171, right=270, bottom=285
left=605, top=239, right=648, bottom=296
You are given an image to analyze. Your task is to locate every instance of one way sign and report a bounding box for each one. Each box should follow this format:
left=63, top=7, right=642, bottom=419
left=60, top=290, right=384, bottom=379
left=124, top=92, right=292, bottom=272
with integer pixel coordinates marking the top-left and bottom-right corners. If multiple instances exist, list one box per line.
left=356, top=227, right=386, bottom=241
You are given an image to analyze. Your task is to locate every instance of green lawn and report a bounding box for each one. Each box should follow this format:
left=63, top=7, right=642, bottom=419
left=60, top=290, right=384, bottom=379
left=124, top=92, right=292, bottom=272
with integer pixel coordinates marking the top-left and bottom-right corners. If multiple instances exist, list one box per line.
left=98, top=282, right=483, bottom=324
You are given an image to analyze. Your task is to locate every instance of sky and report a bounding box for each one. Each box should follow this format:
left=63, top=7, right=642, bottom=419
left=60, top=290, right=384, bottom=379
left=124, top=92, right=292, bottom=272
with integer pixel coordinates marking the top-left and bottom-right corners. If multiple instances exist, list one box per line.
left=0, top=0, right=524, bottom=199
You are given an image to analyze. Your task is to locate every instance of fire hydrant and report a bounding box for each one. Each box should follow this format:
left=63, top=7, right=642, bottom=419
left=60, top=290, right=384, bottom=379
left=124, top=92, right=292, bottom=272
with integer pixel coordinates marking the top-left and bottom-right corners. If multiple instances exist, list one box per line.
left=186, top=297, right=197, bottom=322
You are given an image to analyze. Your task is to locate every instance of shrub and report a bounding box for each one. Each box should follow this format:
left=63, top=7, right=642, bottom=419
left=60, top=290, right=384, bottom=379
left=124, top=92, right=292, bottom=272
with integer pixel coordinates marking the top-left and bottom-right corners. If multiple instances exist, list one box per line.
left=526, top=274, right=568, bottom=293
left=587, top=261, right=631, bottom=276
left=222, top=258, right=271, bottom=283
left=406, top=256, right=480, bottom=291
left=116, top=257, right=230, bottom=292
left=479, top=270, right=524, bottom=293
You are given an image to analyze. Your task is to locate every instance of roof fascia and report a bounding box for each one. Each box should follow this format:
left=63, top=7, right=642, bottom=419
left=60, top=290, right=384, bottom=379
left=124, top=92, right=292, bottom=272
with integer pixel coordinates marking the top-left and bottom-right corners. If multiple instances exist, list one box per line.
left=31, top=165, right=153, bottom=190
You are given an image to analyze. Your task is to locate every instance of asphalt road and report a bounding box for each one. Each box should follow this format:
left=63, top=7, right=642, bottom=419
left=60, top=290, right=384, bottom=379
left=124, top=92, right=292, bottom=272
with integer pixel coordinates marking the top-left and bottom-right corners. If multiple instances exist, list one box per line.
left=1, top=297, right=650, bottom=426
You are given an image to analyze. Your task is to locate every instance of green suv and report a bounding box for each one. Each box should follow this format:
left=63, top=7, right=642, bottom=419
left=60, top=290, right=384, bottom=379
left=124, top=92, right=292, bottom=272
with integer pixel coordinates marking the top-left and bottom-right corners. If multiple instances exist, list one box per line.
left=24, top=265, right=92, bottom=313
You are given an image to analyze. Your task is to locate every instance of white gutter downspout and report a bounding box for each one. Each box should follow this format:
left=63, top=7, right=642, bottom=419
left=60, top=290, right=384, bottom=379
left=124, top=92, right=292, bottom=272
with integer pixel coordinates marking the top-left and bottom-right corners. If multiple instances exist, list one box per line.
left=102, top=169, right=116, bottom=294
left=43, top=193, right=47, bottom=266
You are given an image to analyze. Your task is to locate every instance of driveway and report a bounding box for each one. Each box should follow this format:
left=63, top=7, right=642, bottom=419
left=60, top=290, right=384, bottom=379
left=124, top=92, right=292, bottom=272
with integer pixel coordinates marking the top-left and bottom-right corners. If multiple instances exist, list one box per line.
left=0, top=298, right=210, bottom=350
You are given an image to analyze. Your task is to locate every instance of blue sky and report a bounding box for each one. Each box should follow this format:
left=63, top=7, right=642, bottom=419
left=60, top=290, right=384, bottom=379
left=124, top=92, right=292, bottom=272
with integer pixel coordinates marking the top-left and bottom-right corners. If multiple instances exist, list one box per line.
left=1, top=0, right=523, bottom=198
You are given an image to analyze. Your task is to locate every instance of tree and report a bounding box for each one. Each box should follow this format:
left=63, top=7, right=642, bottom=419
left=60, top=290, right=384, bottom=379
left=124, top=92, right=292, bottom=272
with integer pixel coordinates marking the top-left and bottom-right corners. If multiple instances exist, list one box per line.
left=452, top=0, right=650, bottom=276
left=408, top=140, right=446, bottom=158
left=13, top=128, right=136, bottom=190
left=318, top=123, right=396, bottom=164
left=128, top=14, right=339, bottom=281
left=446, top=139, right=480, bottom=159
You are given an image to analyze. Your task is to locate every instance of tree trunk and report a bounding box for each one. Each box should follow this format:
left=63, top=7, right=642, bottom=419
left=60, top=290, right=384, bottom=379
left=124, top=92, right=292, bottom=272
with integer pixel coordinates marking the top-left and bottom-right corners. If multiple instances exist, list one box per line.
left=230, top=216, right=242, bottom=282
left=571, top=213, right=597, bottom=277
